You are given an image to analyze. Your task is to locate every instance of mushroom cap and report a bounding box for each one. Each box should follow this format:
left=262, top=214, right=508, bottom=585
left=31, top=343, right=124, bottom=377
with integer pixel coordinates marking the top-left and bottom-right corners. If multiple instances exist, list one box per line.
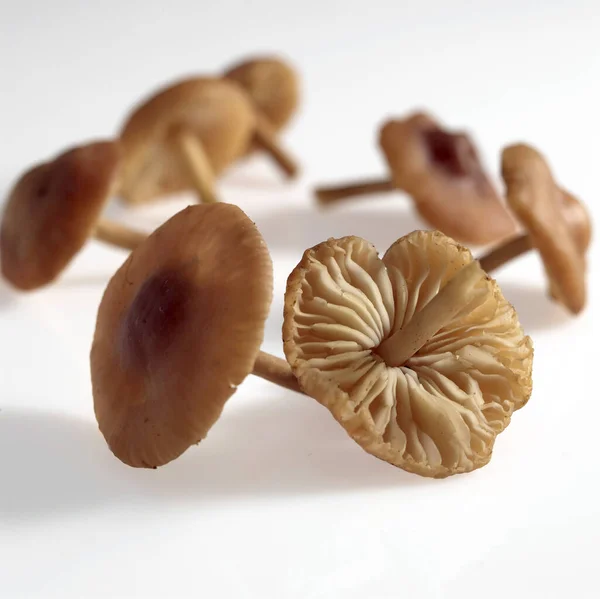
left=118, top=77, right=256, bottom=204
left=283, top=230, right=533, bottom=478
left=224, top=56, right=299, bottom=131
left=379, top=113, right=517, bottom=245
left=91, top=204, right=273, bottom=468
left=502, top=144, right=587, bottom=314
left=1, top=141, right=119, bottom=291
left=561, top=189, right=592, bottom=255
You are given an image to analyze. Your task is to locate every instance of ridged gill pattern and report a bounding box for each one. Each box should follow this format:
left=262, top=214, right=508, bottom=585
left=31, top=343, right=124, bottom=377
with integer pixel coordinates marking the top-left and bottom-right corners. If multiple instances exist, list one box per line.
left=284, top=231, right=533, bottom=477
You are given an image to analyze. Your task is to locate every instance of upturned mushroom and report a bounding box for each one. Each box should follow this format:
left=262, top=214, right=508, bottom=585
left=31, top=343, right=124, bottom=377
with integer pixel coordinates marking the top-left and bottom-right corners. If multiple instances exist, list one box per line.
left=314, top=112, right=517, bottom=245
left=478, top=143, right=591, bottom=314
left=224, top=55, right=299, bottom=132
left=1, top=141, right=146, bottom=291
left=91, top=203, right=299, bottom=468
left=118, top=77, right=298, bottom=206
left=283, top=230, right=533, bottom=478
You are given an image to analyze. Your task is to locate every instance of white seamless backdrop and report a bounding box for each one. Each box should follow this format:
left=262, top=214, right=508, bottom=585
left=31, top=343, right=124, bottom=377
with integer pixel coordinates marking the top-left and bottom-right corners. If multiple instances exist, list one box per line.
left=0, top=2, right=598, bottom=598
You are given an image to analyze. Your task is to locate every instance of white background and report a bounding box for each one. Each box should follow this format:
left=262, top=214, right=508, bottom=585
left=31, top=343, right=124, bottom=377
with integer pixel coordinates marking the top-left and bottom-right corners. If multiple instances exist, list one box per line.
left=0, top=1, right=598, bottom=597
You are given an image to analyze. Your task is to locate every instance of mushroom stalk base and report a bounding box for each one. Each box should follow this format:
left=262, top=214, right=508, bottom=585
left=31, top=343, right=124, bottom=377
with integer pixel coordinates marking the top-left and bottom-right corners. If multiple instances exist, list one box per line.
left=479, top=233, right=533, bottom=273
left=253, top=116, right=299, bottom=179
left=174, top=129, right=220, bottom=204
left=253, top=351, right=302, bottom=393
left=375, top=261, right=486, bottom=367
left=315, top=178, right=395, bottom=205
left=94, top=220, right=147, bottom=251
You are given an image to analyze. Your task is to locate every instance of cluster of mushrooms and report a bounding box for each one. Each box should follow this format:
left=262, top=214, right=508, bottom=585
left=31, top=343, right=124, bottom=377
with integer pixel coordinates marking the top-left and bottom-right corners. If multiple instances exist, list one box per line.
left=0, top=55, right=591, bottom=478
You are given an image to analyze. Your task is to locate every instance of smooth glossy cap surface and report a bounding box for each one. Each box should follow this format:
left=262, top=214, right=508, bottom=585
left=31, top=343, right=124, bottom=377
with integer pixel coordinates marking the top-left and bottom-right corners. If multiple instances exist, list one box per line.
left=560, top=189, right=592, bottom=255
left=224, top=56, right=299, bottom=131
left=1, top=141, right=119, bottom=290
left=379, top=113, right=517, bottom=245
left=91, top=203, right=273, bottom=468
left=502, top=144, right=587, bottom=314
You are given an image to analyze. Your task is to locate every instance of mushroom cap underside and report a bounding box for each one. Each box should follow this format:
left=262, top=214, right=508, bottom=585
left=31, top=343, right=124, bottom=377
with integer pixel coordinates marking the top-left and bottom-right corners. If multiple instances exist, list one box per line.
left=283, top=230, right=533, bottom=478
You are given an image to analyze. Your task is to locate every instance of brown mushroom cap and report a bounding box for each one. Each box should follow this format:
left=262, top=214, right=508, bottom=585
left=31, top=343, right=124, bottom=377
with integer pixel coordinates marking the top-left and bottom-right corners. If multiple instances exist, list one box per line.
left=502, top=144, right=587, bottom=314
left=283, top=231, right=533, bottom=478
left=118, top=77, right=256, bottom=204
left=1, top=141, right=120, bottom=290
left=91, top=203, right=273, bottom=468
left=379, top=113, right=517, bottom=245
left=224, top=56, right=299, bottom=131
left=560, top=189, right=592, bottom=255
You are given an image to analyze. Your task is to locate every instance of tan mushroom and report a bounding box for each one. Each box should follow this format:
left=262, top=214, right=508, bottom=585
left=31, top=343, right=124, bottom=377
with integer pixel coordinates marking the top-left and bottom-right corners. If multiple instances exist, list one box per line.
left=315, top=112, right=517, bottom=245
left=558, top=190, right=591, bottom=256
left=478, top=143, right=591, bottom=314
left=118, top=77, right=298, bottom=206
left=1, top=141, right=146, bottom=291
left=224, top=55, right=299, bottom=132
left=283, top=230, right=533, bottom=478
left=91, top=203, right=298, bottom=468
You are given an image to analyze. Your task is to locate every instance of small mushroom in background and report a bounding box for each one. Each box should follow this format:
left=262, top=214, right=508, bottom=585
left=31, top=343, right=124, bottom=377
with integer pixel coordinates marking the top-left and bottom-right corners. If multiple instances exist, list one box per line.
left=91, top=203, right=299, bottom=468
left=118, top=77, right=298, bottom=207
left=1, top=141, right=146, bottom=291
left=314, top=112, right=517, bottom=245
left=478, top=143, right=592, bottom=314
left=283, top=230, right=533, bottom=478
left=224, top=56, right=300, bottom=132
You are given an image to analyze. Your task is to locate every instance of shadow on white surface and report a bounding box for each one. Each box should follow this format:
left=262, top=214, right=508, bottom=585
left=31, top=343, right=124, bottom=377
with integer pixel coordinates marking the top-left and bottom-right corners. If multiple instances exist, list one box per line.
left=0, top=399, right=424, bottom=522
left=262, top=295, right=286, bottom=348
left=51, top=273, right=114, bottom=289
left=0, top=277, right=19, bottom=309
left=255, top=202, right=428, bottom=254
left=498, top=281, right=572, bottom=332
left=0, top=271, right=112, bottom=304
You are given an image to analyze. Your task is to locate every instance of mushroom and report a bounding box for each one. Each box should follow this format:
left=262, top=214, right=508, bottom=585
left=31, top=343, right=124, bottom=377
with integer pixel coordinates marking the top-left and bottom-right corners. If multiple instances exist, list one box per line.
left=314, top=112, right=517, bottom=245
left=478, top=143, right=591, bottom=314
left=283, top=230, right=533, bottom=478
left=224, top=55, right=299, bottom=132
left=118, top=77, right=298, bottom=206
left=91, top=203, right=299, bottom=468
left=1, top=141, right=146, bottom=291
left=92, top=205, right=533, bottom=476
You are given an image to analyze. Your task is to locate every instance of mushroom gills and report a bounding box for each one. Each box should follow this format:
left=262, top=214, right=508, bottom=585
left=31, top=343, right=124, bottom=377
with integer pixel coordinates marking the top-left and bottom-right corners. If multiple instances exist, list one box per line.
left=285, top=232, right=532, bottom=476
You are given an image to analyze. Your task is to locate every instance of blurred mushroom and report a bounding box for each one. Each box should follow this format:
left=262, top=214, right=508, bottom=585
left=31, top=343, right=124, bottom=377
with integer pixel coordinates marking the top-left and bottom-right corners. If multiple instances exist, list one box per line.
left=478, top=143, right=591, bottom=314
left=118, top=77, right=298, bottom=206
left=314, top=112, right=517, bottom=245
left=1, top=141, right=146, bottom=291
left=224, top=55, right=299, bottom=132
left=559, top=189, right=592, bottom=256
left=283, top=230, right=533, bottom=478
left=91, top=203, right=299, bottom=468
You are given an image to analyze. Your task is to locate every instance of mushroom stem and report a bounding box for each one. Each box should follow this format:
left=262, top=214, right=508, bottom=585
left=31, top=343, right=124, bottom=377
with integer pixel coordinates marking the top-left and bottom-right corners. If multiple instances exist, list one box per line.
left=173, top=128, right=220, bottom=204
left=94, top=219, right=147, bottom=251
left=253, top=116, right=299, bottom=179
left=479, top=234, right=533, bottom=273
left=315, top=178, right=395, bottom=205
left=253, top=351, right=302, bottom=393
left=376, top=261, right=486, bottom=367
